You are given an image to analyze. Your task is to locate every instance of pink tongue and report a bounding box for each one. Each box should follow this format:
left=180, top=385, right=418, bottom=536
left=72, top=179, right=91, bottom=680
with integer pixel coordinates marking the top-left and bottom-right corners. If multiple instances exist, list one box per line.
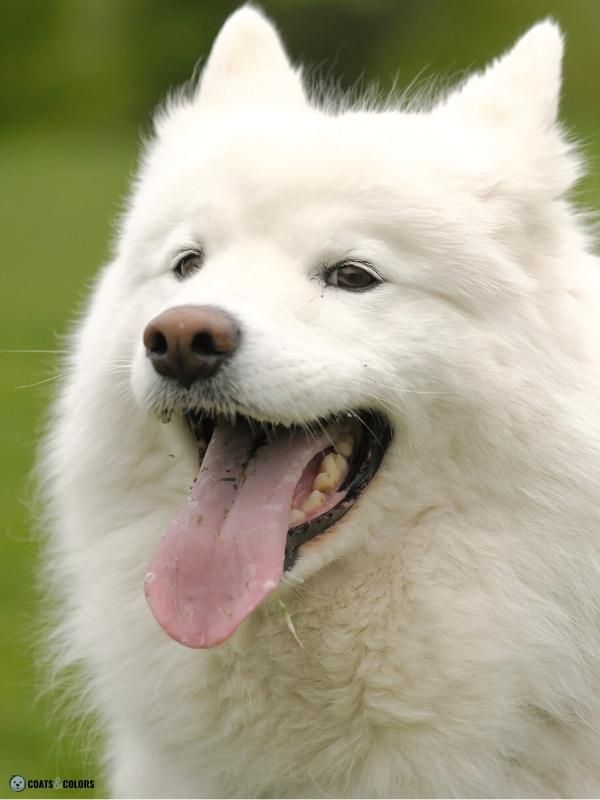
left=145, top=422, right=329, bottom=648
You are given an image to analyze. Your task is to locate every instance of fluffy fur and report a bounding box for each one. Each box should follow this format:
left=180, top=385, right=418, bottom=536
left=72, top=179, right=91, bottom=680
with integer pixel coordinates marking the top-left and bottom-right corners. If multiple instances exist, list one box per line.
left=42, top=6, right=600, bottom=797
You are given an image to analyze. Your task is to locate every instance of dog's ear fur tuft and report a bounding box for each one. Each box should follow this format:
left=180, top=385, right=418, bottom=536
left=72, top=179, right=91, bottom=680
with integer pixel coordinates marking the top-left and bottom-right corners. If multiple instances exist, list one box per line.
left=195, top=5, right=305, bottom=109
left=441, top=20, right=563, bottom=132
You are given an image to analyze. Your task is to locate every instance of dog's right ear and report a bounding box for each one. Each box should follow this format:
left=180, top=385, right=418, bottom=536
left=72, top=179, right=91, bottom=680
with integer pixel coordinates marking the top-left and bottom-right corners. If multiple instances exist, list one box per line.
left=195, top=5, right=306, bottom=109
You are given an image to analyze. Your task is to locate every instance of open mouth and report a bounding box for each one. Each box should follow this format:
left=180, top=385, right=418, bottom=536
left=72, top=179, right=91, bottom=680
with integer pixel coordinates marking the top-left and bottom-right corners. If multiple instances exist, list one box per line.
left=145, top=408, right=392, bottom=648
left=186, top=409, right=392, bottom=571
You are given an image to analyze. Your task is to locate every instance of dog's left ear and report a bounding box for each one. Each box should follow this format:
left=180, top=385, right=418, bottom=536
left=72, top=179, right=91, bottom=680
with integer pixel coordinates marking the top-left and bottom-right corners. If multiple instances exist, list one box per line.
left=441, top=20, right=563, bottom=132
left=195, top=5, right=306, bottom=109
left=438, top=20, right=583, bottom=198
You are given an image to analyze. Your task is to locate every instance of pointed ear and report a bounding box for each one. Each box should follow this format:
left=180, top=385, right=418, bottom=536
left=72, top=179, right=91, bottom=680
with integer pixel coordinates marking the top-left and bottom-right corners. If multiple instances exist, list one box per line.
left=442, top=20, right=563, bottom=131
left=196, top=5, right=305, bottom=109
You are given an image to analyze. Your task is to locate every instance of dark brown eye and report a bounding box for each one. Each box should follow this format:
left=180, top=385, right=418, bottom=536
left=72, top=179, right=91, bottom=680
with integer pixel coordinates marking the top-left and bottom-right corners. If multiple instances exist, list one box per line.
left=173, top=251, right=204, bottom=280
left=326, top=262, right=380, bottom=291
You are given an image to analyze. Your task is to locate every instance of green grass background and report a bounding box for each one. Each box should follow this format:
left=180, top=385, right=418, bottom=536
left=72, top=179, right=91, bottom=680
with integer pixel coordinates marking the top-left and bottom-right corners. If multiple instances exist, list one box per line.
left=0, top=1, right=598, bottom=798
left=0, top=132, right=136, bottom=797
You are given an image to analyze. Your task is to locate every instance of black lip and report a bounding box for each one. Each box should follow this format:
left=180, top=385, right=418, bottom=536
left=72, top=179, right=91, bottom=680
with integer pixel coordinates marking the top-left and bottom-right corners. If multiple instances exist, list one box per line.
left=284, top=411, right=392, bottom=570
left=184, top=409, right=393, bottom=570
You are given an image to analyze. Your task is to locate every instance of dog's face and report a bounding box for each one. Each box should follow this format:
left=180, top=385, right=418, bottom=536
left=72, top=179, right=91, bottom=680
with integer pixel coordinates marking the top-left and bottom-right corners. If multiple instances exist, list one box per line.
left=101, top=8, right=576, bottom=647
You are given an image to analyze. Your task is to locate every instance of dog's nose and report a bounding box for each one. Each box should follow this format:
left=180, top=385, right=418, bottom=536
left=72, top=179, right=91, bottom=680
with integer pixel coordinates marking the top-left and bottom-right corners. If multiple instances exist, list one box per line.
left=143, top=305, right=240, bottom=387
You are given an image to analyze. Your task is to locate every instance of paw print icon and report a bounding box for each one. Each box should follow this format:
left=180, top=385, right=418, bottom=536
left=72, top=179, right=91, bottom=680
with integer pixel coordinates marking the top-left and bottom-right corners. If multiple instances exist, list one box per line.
left=9, top=775, right=26, bottom=792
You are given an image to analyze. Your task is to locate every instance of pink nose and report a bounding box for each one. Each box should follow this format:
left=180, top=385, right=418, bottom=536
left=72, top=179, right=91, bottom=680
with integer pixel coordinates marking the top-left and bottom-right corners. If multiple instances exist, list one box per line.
left=143, top=305, right=240, bottom=387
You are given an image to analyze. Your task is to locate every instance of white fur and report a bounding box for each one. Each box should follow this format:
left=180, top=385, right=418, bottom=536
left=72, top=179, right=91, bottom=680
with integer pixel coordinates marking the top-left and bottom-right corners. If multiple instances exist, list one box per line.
left=42, top=6, right=600, bottom=797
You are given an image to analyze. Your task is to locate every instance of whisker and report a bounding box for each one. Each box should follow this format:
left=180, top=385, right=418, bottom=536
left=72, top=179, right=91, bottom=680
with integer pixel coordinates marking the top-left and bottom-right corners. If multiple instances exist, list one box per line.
left=346, top=408, right=385, bottom=448
left=0, top=348, right=68, bottom=354
left=15, top=375, right=63, bottom=390
left=313, top=416, right=336, bottom=449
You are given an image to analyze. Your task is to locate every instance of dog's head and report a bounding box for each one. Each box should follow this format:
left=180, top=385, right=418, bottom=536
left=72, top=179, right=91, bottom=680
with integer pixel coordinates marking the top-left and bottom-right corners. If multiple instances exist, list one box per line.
left=101, top=7, right=578, bottom=647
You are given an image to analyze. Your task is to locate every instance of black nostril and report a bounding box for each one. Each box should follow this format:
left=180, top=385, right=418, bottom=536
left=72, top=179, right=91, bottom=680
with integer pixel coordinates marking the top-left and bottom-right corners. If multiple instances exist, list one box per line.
left=191, top=332, right=218, bottom=356
left=147, top=331, right=168, bottom=356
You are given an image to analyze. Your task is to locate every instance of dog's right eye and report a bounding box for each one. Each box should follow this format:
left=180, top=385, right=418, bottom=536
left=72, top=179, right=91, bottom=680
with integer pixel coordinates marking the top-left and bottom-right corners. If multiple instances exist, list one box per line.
left=173, top=251, right=204, bottom=280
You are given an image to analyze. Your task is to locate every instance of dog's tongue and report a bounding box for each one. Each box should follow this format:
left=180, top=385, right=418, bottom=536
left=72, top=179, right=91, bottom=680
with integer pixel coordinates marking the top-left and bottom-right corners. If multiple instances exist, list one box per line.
left=145, top=421, right=328, bottom=648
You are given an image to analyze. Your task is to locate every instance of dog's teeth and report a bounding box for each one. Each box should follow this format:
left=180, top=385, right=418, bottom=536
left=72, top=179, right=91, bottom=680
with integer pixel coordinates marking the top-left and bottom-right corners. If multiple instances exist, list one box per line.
left=302, top=490, right=325, bottom=513
left=313, top=472, right=335, bottom=493
left=335, top=437, right=354, bottom=458
left=319, top=452, right=348, bottom=485
left=320, top=453, right=340, bottom=479
left=289, top=509, right=306, bottom=527
left=333, top=453, right=347, bottom=471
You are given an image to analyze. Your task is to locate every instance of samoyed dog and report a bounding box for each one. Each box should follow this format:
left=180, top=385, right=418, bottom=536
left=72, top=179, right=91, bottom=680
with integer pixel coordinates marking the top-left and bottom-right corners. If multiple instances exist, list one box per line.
left=43, top=5, right=600, bottom=797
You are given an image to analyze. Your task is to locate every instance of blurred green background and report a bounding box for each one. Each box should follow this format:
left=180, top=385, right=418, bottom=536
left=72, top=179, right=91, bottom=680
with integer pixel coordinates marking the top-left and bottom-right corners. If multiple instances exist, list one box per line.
left=1, top=1, right=598, bottom=797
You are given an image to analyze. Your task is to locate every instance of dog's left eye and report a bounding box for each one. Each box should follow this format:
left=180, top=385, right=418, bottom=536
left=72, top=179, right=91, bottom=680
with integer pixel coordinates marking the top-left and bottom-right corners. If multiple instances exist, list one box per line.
left=173, top=251, right=204, bottom=280
left=325, top=262, right=381, bottom=291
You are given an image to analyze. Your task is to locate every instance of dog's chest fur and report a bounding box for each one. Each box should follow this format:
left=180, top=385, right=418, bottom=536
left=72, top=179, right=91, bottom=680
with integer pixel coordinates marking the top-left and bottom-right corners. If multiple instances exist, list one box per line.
left=99, top=520, right=600, bottom=798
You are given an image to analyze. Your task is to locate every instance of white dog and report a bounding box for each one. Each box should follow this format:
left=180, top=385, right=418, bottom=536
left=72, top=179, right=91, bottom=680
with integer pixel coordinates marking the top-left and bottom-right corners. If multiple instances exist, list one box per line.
left=43, top=6, right=600, bottom=797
